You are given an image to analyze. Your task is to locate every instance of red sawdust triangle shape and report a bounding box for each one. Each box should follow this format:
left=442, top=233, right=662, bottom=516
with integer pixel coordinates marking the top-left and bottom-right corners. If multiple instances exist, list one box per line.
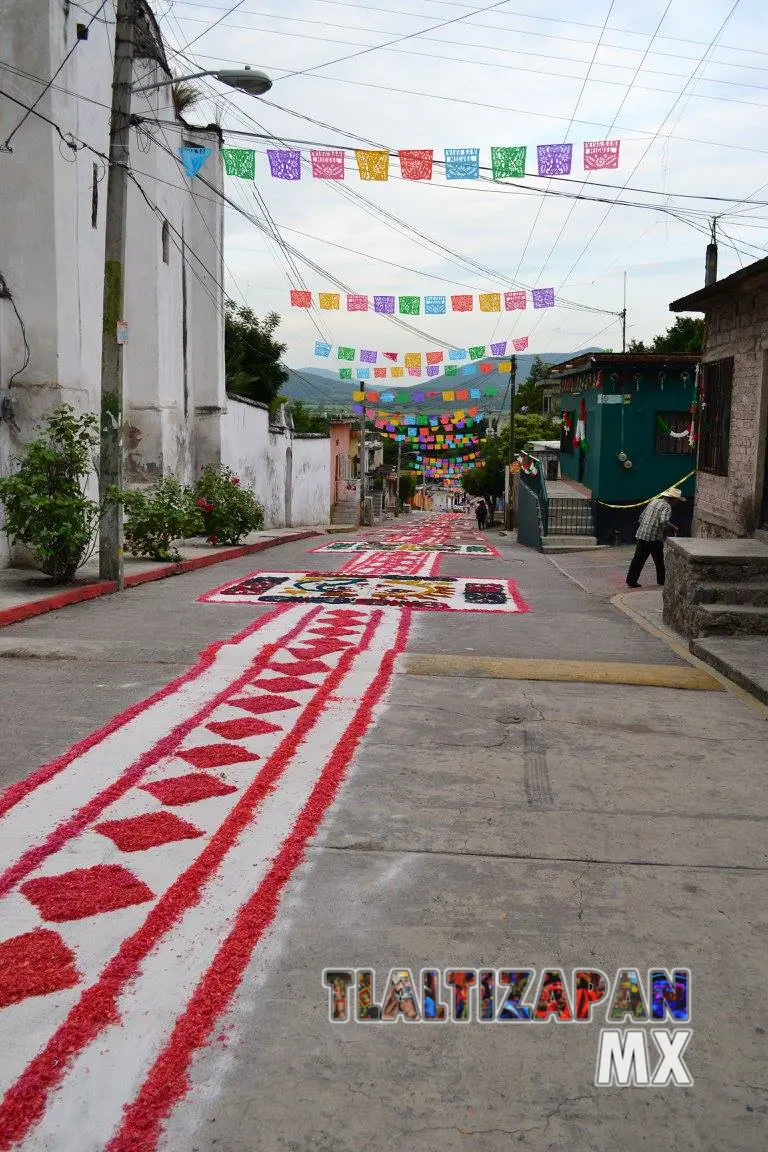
left=287, top=640, right=349, bottom=658
left=0, top=928, right=80, bottom=1007
left=252, top=676, right=318, bottom=693
left=229, top=694, right=300, bottom=715
left=178, top=742, right=259, bottom=769
left=308, top=627, right=358, bottom=638
left=268, top=659, right=330, bottom=675
left=206, top=717, right=282, bottom=739
left=141, top=773, right=238, bottom=805
left=95, top=811, right=204, bottom=852
left=21, top=864, right=154, bottom=922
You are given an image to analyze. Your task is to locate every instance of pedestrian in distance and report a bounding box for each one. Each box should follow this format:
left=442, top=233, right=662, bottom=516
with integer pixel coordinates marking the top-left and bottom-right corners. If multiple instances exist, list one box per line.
left=625, top=487, right=686, bottom=589
left=475, top=498, right=488, bottom=531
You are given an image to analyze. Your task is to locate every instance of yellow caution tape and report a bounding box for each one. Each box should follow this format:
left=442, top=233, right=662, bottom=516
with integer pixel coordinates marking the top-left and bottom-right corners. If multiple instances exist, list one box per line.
left=595, top=468, right=697, bottom=509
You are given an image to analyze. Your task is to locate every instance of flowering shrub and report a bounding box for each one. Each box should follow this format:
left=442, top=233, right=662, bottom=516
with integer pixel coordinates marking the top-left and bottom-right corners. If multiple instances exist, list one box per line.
left=193, top=466, right=264, bottom=545
left=119, top=477, right=203, bottom=562
left=0, top=405, right=102, bottom=582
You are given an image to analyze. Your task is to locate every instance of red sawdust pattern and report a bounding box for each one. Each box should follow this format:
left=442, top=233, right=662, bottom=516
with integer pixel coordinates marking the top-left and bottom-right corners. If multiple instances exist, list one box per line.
left=177, top=743, right=259, bottom=770
left=227, top=694, right=299, bottom=715
left=205, top=717, right=282, bottom=740
left=0, top=929, right=80, bottom=1008
left=287, top=641, right=350, bottom=659
left=0, top=604, right=293, bottom=822
left=308, top=626, right=359, bottom=637
left=268, top=659, right=330, bottom=676
left=0, top=607, right=321, bottom=908
left=141, top=774, right=238, bottom=806
left=20, top=865, right=154, bottom=922
left=105, top=609, right=408, bottom=1152
left=0, top=617, right=380, bottom=1151
left=252, top=676, right=318, bottom=693
left=95, top=813, right=204, bottom=852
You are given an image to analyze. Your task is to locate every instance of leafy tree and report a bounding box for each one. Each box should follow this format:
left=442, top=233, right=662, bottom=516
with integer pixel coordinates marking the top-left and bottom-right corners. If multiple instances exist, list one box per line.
left=514, top=355, right=553, bottom=413
left=461, top=414, right=559, bottom=521
left=398, top=472, right=417, bottom=503
left=628, top=316, right=704, bottom=356
left=287, top=401, right=329, bottom=434
left=462, top=432, right=509, bottom=523
left=225, top=303, right=288, bottom=406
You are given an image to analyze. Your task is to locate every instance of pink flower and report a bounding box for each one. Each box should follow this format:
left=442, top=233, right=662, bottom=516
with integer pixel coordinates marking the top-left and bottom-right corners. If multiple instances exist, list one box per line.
left=230, top=477, right=240, bottom=486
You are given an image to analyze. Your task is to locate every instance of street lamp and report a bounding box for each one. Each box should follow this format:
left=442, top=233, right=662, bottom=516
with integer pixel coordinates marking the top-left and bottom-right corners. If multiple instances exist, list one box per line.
left=98, top=0, right=273, bottom=587
left=132, top=66, right=273, bottom=97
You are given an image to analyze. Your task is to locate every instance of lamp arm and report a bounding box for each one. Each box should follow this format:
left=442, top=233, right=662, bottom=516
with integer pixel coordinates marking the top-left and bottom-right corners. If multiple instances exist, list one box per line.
left=131, top=70, right=213, bottom=95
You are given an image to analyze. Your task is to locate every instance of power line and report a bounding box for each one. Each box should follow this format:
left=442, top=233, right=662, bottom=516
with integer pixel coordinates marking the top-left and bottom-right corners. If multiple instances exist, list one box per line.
left=277, top=0, right=515, bottom=81
left=166, top=0, right=768, bottom=74
left=1, top=0, right=112, bottom=151
left=151, top=12, right=768, bottom=112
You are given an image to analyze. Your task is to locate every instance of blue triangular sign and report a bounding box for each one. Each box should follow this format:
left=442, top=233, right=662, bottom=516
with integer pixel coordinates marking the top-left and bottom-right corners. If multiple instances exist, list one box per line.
left=178, top=146, right=212, bottom=178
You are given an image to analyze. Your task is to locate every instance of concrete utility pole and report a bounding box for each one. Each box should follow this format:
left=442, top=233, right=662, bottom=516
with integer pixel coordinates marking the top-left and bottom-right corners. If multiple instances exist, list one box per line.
left=359, top=408, right=367, bottom=526
left=506, top=355, right=517, bottom=530
left=395, top=439, right=401, bottom=515
left=98, top=0, right=135, bottom=588
left=705, top=218, right=718, bottom=286
left=621, top=270, right=627, bottom=352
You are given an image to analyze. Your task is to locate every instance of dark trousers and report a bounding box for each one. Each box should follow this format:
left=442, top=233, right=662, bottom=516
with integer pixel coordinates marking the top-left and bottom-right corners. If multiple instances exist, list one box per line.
left=627, top=539, right=665, bottom=586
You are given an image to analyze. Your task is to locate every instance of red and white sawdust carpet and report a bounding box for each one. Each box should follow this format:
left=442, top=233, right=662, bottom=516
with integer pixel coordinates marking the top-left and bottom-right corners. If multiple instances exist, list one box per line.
left=0, top=513, right=516, bottom=1151
left=0, top=601, right=409, bottom=1152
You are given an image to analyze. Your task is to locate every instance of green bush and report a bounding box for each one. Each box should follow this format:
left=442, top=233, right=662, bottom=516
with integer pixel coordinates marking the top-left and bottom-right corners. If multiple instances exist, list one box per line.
left=193, top=465, right=264, bottom=546
left=0, top=405, right=102, bottom=583
left=120, top=477, right=203, bottom=562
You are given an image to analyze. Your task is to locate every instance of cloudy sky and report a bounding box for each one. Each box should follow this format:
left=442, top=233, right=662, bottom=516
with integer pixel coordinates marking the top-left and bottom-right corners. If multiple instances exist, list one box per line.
left=154, top=0, right=768, bottom=369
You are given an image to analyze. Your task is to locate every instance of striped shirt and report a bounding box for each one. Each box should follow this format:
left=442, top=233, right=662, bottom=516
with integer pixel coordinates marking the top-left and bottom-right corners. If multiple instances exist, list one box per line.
left=636, top=497, right=671, bottom=542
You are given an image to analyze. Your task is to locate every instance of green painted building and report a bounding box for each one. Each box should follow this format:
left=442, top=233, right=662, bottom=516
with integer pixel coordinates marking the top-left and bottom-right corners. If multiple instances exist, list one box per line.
left=549, top=353, right=699, bottom=542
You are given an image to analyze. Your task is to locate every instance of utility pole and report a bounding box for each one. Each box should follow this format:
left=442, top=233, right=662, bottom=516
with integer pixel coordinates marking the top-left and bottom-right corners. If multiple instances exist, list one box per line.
left=620, top=270, right=627, bottom=352
left=705, top=218, right=718, bottom=286
left=506, top=355, right=517, bottom=530
left=99, top=0, right=135, bottom=588
left=359, top=408, right=367, bottom=527
left=395, top=439, right=401, bottom=515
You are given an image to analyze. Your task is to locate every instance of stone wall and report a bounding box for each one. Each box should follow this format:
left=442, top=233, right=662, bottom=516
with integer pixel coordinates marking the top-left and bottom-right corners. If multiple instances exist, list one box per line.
left=694, top=290, right=768, bottom=537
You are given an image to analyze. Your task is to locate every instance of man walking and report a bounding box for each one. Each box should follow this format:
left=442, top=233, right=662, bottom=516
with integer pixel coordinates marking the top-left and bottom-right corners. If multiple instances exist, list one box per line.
left=475, top=498, right=488, bottom=531
left=626, top=487, right=685, bottom=588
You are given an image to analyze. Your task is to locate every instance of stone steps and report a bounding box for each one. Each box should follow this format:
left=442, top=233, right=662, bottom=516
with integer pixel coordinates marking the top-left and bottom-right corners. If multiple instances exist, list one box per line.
left=541, top=535, right=604, bottom=553
left=696, top=580, right=768, bottom=607
left=330, top=503, right=359, bottom=528
left=696, top=603, right=768, bottom=636
left=664, top=537, right=768, bottom=638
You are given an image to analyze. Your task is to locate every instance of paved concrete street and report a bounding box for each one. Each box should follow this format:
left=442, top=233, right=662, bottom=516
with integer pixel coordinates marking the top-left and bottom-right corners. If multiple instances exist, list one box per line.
left=0, top=513, right=766, bottom=1151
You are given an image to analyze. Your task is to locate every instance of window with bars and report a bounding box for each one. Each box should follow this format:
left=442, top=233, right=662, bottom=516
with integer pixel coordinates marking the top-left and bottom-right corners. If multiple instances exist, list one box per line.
left=698, top=358, right=733, bottom=475
left=655, top=411, right=693, bottom=455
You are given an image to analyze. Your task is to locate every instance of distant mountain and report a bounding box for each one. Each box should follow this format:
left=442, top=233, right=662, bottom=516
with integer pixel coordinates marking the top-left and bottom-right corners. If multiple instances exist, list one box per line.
left=283, top=349, right=604, bottom=409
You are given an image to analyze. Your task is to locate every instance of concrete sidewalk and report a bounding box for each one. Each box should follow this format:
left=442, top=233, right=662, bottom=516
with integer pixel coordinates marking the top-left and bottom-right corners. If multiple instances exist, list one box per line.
left=0, top=526, right=324, bottom=627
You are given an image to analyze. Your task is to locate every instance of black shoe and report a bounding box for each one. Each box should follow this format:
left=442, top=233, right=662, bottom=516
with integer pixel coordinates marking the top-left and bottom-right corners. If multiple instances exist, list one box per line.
left=626, top=582, right=642, bottom=589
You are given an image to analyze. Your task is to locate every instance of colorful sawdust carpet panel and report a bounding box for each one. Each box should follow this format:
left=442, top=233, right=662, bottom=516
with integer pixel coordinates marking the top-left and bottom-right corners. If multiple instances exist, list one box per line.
left=200, top=572, right=528, bottom=614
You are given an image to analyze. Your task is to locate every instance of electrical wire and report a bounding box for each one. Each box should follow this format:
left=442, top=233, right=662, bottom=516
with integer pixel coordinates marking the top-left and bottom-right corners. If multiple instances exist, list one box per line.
left=166, top=0, right=768, bottom=76
left=276, top=0, right=517, bottom=81
left=2, top=0, right=111, bottom=151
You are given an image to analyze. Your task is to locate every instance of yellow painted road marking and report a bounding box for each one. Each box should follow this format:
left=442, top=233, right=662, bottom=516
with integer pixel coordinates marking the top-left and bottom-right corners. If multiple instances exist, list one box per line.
left=401, top=654, right=722, bottom=691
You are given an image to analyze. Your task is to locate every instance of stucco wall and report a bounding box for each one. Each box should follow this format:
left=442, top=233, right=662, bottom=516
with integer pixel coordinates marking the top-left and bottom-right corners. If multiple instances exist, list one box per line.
left=693, top=293, right=768, bottom=538
left=0, top=1, right=227, bottom=568
left=221, top=397, right=329, bottom=528
left=292, top=436, right=331, bottom=526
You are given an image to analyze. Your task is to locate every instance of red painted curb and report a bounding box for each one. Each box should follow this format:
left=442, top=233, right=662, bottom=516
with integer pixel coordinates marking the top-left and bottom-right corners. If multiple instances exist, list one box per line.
left=0, top=532, right=320, bottom=630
